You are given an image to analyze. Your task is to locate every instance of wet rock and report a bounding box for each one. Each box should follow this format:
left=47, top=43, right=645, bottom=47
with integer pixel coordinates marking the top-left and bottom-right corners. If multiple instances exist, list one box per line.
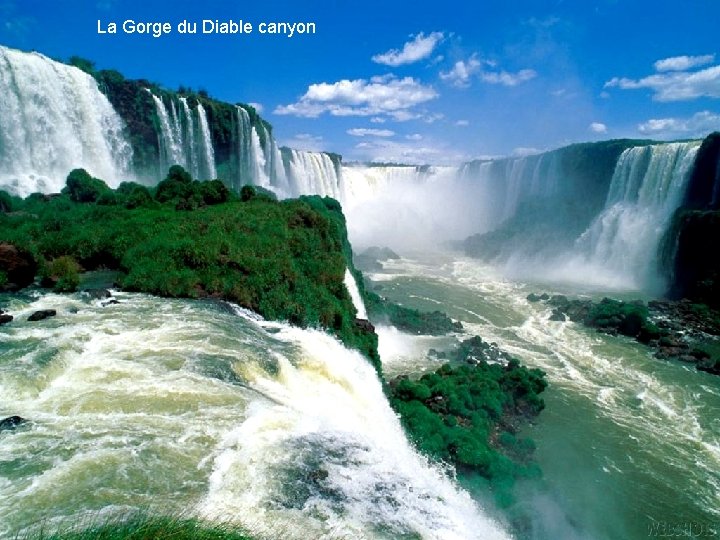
left=84, top=288, right=112, bottom=299
left=102, top=299, right=120, bottom=306
left=0, top=243, right=37, bottom=291
left=0, top=415, right=27, bottom=432
left=0, top=311, right=12, bottom=325
left=549, top=309, right=566, bottom=322
left=28, top=309, right=56, bottom=322
left=354, top=318, right=375, bottom=333
left=527, top=293, right=542, bottom=303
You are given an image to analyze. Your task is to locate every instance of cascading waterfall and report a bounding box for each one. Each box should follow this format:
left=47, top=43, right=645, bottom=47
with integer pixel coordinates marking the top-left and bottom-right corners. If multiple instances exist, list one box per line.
left=0, top=292, right=510, bottom=540
left=0, top=46, right=132, bottom=195
left=149, top=92, right=216, bottom=180
left=196, top=103, right=216, bottom=179
left=284, top=149, right=343, bottom=198
left=179, top=97, right=199, bottom=177
left=249, top=127, right=271, bottom=189
left=572, top=141, right=701, bottom=289
left=343, top=269, right=368, bottom=319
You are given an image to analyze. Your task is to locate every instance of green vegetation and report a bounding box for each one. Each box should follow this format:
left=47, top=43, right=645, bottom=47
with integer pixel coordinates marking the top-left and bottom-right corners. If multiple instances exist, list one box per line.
left=389, top=348, right=547, bottom=507
left=365, top=289, right=463, bottom=335
left=24, top=514, right=254, bottom=540
left=584, top=298, right=662, bottom=343
left=0, top=167, right=379, bottom=372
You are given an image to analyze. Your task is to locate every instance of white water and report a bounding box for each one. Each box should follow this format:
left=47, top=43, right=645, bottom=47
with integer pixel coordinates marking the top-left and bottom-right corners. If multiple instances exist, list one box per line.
left=0, top=46, right=132, bottom=195
left=343, top=269, right=368, bottom=319
left=564, top=142, right=700, bottom=290
left=0, top=292, right=510, bottom=540
left=285, top=149, right=342, bottom=198
left=196, top=104, right=216, bottom=179
left=149, top=92, right=217, bottom=180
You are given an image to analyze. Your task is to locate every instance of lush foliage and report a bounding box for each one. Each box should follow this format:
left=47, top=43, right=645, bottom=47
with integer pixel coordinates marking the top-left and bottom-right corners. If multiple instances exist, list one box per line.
left=0, top=168, right=379, bottom=372
left=365, top=290, right=463, bottom=335
left=390, top=341, right=547, bottom=506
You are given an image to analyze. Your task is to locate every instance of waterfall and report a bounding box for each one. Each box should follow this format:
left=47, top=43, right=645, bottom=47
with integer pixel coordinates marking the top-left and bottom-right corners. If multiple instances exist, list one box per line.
left=150, top=92, right=185, bottom=173
left=179, top=97, right=198, bottom=178
left=573, top=141, right=701, bottom=289
left=196, top=103, right=216, bottom=179
left=0, top=46, right=132, bottom=196
left=0, top=292, right=510, bottom=540
left=283, top=149, right=343, bottom=198
left=250, top=127, right=271, bottom=189
left=150, top=92, right=216, bottom=180
left=344, top=268, right=368, bottom=319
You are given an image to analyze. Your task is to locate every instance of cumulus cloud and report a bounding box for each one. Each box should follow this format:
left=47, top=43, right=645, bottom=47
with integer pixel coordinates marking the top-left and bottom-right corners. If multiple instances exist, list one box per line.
left=247, top=102, right=264, bottom=113
left=282, top=133, right=324, bottom=152
left=405, top=133, right=423, bottom=140
left=347, top=128, right=395, bottom=137
left=274, top=75, right=438, bottom=120
left=589, top=122, right=608, bottom=133
left=353, top=138, right=467, bottom=165
left=654, top=54, right=715, bottom=72
left=372, top=32, right=444, bottom=66
left=440, top=56, right=481, bottom=88
left=637, top=110, right=720, bottom=138
left=440, top=54, right=536, bottom=88
left=605, top=55, right=720, bottom=101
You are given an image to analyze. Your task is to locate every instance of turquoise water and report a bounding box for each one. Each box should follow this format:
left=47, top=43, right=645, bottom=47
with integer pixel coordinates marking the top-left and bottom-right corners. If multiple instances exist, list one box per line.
left=367, top=251, right=720, bottom=540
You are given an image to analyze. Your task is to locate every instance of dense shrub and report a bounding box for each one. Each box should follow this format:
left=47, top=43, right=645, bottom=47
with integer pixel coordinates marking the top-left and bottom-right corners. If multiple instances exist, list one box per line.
left=62, top=169, right=112, bottom=203
left=389, top=355, right=547, bottom=506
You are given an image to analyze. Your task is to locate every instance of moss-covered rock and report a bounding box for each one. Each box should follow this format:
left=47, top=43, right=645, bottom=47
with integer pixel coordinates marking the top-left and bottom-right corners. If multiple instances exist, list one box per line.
left=389, top=351, right=547, bottom=506
left=0, top=168, right=380, bottom=373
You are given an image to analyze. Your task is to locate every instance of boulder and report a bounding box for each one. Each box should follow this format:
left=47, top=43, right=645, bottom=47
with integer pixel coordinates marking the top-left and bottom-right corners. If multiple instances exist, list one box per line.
left=84, top=288, right=112, bottom=299
left=28, top=309, right=57, bottom=322
left=0, top=415, right=27, bottom=432
left=0, top=243, right=37, bottom=291
left=0, top=312, right=12, bottom=325
left=354, top=318, right=375, bottom=333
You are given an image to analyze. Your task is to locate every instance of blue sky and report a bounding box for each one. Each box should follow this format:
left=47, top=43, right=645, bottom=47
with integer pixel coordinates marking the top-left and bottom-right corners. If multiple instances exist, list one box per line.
left=2, top=0, right=719, bottom=164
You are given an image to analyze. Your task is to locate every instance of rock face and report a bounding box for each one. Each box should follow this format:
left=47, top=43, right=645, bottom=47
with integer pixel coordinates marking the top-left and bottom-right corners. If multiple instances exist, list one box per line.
left=0, top=243, right=37, bottom=291
left=0, top=311, right=12, bottom=324
left=0, top=416, right=27, bottom=433
left=27, top=309, right=57, bottom=322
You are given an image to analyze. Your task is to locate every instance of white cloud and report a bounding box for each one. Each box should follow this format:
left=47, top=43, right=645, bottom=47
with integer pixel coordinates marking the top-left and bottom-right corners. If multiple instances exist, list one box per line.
left=589, top=122, right=608, bottom=133
left=480, top=69, right=537, bottom=86
left=370, top=117, right=386, bottom=123
left=372, top=32, right=444, bottom=67
left=637, top=110, right=720, bottom=138
left=455, top=120, right=469, bottom=126
left=247, top=102, right=264, bottom=113
left=405, top=133, right=423, bottom=140
left=605, top=58, right=720, bottom=101
left=512, top=147, right=541, bottom=157
left=654, top=54, right=715, bottom=72
left=440, top=56, right=481, bottom=88
left=274, top=75, right=438, bottom=120
left=440, top=54, right=536, bottom=88
left=352, top=138, right=466, bottom=165
left=282, top=133, right=324, bottom=152
left=347, top=128, right=395, bottom=137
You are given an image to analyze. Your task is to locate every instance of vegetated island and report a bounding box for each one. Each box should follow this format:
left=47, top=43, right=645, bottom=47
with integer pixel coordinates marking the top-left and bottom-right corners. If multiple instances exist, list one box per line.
left=0, top=167, right=548, bottom=538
